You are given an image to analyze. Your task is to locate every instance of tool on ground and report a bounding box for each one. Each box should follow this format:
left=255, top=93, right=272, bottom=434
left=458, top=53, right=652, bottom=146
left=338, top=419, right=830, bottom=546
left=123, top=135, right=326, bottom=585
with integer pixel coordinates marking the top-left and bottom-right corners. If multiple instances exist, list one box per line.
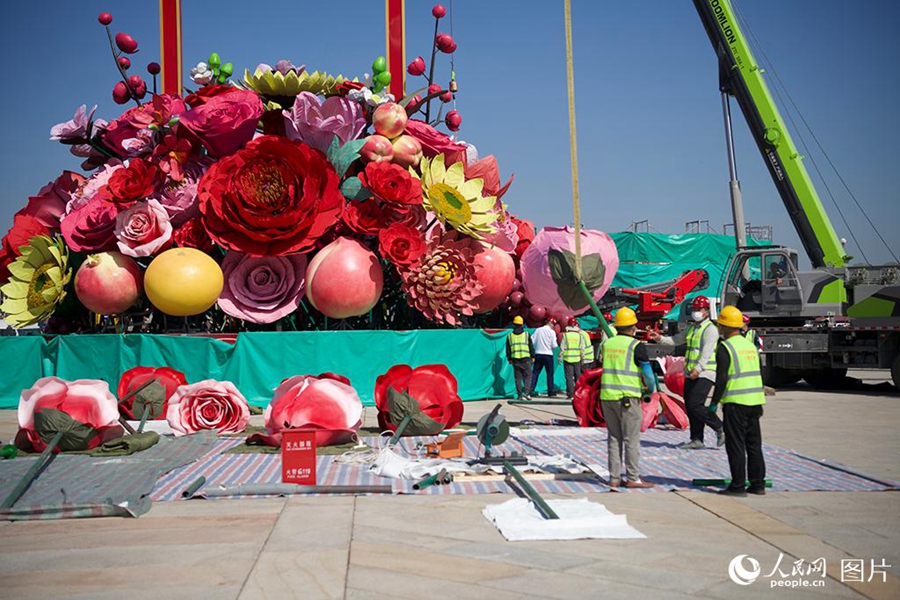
left=692, top=478, right=773, bottom=488
left=424, top=431, right=466, bottom=458
left=203, top=484, right=393, bottom=497
left=413, top=468, right=450, bottom=490
left=137, top=404, right=152, bottom=433
left=182, top=476, right=207, bottom=498
left=474, top=404, right=526, bottom=466
left=503, top=459, right=559, bottom=520
left=1, top=445, right=17, bottom=459
left=1, top=430, right=65, bottom=509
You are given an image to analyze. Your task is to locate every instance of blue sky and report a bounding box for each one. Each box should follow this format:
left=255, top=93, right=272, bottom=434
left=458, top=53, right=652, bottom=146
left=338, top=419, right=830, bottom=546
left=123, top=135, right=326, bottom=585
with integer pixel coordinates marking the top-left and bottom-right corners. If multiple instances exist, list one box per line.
left=1, top=0, right=897, bottom=265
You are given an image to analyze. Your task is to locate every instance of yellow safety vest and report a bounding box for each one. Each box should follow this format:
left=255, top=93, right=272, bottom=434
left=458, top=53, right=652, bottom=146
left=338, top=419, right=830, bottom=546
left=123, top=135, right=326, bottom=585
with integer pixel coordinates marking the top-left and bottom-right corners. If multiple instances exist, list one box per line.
left=562, top=331, right=583, bottom=363
left=580, top=330, right=594, bottom=362
left=685, top=320, right=717, bottom=373
left=721, top=335, right=766, bottom=406
left=508, top=331, right=530, bottom=360
left=600, top=335, right=642, bottom=401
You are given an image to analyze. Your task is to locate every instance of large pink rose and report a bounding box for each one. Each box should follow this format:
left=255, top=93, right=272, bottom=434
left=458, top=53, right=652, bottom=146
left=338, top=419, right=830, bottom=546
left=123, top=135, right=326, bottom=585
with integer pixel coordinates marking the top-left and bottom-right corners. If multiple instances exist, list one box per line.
left=15, top=377, right=124, bottom=452
left=114, top=199, right=174, bottom=257
left=61, top=197, right=121, bottom=252
left=165, top=379, right=251, bottom=436
left=217, top=252, right=307, bottom=324
left=248, top=373, right=363, bottom=447
left=179, top=90, right=264, bottom=158
left=404, top=119, right=468, bottom=164
left=17, top=171, right=85, bottom=232
left=103, top=94, right=187, bottom=157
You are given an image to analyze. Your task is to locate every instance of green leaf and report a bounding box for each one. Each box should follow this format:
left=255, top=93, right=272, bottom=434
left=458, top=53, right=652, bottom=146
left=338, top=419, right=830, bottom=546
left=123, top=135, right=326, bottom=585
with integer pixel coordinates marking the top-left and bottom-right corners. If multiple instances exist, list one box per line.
left=340, top=176, right=372, bottom=202
left=33, top=408, right=100, bottom=452
left=547, top=249, right=606, bottom=311
left=399, top=87, right=427, bottom=107
left=387, top=388, right=445, bottom=436
left=326, top=136, right=367, bottom=179
left=131, top=380, right=168, bottom=420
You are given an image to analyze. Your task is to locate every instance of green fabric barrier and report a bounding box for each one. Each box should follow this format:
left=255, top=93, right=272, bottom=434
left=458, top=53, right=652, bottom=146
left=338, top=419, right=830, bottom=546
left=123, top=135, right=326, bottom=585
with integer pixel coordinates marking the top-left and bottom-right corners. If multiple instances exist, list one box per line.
left=0, top=331, right=567, bottom=409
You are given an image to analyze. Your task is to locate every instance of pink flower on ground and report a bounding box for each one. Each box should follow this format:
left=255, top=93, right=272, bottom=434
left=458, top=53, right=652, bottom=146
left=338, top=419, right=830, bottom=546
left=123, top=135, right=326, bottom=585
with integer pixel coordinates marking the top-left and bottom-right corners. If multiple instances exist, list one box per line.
left=217, top=252, right=308, bottom=324
left=374, top=364, right=463, bottom=434
left=166, top=379, right=251, bottom=436
left=114, top=199, right=174, bottom=257
left=283, top=92, right=366, bottom=153
left=15, top=377, right=124, bottom=452
left=247, top=373, right=363, bottom=447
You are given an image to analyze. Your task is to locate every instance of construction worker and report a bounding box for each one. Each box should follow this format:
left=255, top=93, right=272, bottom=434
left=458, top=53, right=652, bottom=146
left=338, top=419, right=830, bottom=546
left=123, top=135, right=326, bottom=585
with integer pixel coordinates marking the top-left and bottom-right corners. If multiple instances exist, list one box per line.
left=559, top=317, right=586, bottom=398
left=506, top=316, right=534, bottom=400
left=648, top=296, right=725, bottom=449
left=709, top=306, right=767, bottom=496
left=600, top=307, right=655, bottom=488
left=580, top=325, right=596, bottom=370
left=741, top=314, right=763, bottom=353
left=530, top=318, right=558, bottom=397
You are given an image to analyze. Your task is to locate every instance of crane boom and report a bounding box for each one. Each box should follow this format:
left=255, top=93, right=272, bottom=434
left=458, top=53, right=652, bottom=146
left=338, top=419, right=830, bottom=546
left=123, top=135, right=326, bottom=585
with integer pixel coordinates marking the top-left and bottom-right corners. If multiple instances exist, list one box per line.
left=692, top=0, right=850, bottom=269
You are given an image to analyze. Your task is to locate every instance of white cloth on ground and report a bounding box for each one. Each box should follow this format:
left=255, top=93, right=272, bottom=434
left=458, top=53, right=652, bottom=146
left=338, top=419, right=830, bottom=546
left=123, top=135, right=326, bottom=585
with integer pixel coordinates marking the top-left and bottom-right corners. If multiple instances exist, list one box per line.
left=483, top=497, right=646, bottom=541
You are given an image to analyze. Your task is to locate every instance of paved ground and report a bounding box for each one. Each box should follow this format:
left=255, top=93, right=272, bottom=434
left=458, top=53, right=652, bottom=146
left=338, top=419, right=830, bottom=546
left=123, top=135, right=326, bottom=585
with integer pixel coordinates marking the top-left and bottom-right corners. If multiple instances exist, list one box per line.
left=0, top=371, right=897, bottom=599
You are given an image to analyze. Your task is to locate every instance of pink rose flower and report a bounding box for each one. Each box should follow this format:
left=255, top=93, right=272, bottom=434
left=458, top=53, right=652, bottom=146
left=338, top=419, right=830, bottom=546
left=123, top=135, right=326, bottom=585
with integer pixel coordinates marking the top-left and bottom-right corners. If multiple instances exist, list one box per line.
left=114, top=199, right=174, bottom=257
left=404, top=119, right=468, bottom=164
left=166, top=379, right=251, bottom=436
left=15, top=377, right=124, bottom=452
left=16, top=171, right=85, bottom=232
left=61, top=197, right=121, bottom=253
left=217, top=252, right=308, bottom=324
left=248, top=373, right=363, bottom=447
left=179, top=90, right=264, bottom=158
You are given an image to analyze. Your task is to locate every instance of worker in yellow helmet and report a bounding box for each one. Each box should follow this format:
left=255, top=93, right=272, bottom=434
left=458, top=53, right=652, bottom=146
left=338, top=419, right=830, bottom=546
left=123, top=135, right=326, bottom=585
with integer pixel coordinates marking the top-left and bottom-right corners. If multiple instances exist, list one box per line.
left=710, top=306, right=767, bottom=497
left=506, top=316, right=535, bottom=400
left=599, top=307, right=656, bottom=488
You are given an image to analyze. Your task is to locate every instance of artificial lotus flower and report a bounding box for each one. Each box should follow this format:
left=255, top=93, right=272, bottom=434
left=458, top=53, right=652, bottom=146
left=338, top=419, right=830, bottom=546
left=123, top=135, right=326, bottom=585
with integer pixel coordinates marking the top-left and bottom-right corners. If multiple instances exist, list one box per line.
left=242, top=65, right=354, bottom=100
left=399, top=232, right=483, bottom=325
left=414, top=154, right=498, bottom=239
left=0, top=235, right=71, bottom=328
left=465, top=155, right=514, bottom=200
left=283, top=92, right=365, bottom=153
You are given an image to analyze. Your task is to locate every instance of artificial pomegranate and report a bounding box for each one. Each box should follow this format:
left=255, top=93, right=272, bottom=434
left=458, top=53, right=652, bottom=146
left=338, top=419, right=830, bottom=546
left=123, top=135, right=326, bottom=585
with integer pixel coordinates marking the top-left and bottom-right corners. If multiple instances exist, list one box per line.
left=74, top=251, right=143, bottom=314
left=306, top=237, right=383, bottom=319
left=144, top=248, right=223, bottom=316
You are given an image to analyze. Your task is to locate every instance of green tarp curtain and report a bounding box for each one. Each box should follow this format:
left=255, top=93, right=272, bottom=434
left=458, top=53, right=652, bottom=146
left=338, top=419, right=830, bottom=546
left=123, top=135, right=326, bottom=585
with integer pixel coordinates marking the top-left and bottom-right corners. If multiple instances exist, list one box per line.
left=0, top=331, right=569, bottom=409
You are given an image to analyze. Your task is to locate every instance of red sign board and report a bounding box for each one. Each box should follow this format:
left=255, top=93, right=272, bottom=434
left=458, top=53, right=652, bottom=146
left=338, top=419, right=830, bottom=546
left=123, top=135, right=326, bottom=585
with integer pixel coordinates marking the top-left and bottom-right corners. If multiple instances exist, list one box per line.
left=281, top=430, right=317, bottom=485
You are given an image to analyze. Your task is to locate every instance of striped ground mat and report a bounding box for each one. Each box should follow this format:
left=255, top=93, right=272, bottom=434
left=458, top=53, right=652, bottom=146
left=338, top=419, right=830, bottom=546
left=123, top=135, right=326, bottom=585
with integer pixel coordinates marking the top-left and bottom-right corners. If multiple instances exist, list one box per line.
left=0, top=431, right=218, bottom=519
left=150, top=427, right=898, bottom=502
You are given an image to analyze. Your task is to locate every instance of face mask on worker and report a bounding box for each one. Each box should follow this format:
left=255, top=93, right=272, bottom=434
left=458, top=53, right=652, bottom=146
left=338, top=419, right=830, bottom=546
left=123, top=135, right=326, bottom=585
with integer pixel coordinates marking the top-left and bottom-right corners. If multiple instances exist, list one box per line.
left=691, top=310, right=705, bottom=322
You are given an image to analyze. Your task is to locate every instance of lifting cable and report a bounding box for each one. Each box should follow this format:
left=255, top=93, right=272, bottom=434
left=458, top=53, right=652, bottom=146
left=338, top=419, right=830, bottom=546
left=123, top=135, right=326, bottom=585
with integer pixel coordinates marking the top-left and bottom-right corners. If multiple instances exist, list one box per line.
left=563, top=0, right=583, bottom=279
left=734, top=0, right=898, bottom=264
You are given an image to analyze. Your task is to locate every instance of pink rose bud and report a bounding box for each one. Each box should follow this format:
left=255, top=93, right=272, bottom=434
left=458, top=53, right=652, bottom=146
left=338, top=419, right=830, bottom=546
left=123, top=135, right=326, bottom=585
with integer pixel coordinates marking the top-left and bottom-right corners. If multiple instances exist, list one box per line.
left=435, top=33, right=456, bottom=54
left=432, top=5, right=447, bottom=18
left=440, top=91, right=452, bottom=103
left=128, top=74, right=145, bottom=88
left=407, top=56, right=426, bottom=77
left=118, top=57, right=131, bottom=70
left=445, top=110, right=462, bottom=131
left=115, top=32, right=139, bottom=54
left=98, top=12, right=113, bottom=26
left=147, top=62, right=161, bottom=75
left=112, top=81, right=131, bottom=104
left=427, top=83, right=442, bottom=96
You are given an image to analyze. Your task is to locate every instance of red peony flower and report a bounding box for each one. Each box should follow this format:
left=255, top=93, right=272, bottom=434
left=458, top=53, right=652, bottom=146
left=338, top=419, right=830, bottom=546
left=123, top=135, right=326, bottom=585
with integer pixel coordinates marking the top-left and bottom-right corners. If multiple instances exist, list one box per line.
left=179, top=89, right=264, bottom=158
left=15, top=377, right=124, bottom=452
left=173, top=218, right=215, bottom=252
left=247, top=373, right=363, bottom=447
left=374, top=364, right=464, bottom=434
left=358, top=162, right=422, bottom=207
left=60, top=197, right=121, bottom=253
left=102, top=157, right=160, bottom=204
left=342, top=199, right=391, bottom=235
left=572, top=367, right=606, bottom=428
left=103, top=94, right=187, bottom=156
left=199, top=136, right=344, bottom=255
left=378, top=223, right=426, bottom=266
left=184, top=84, right=240, bottom=108
left=510, top=214, right=535, bottom=259
left=117, top=366, right=188, bottom=419
left=166, top=379, right=251, bottom=436
left=404, top=119, right=468, bottom=164
left=17, top=171, right=85, bottom=232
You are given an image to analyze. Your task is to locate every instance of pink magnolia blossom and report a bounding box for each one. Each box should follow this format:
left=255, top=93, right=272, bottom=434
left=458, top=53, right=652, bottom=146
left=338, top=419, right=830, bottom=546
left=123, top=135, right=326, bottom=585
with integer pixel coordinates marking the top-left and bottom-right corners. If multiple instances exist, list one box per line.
left=283, top=91, right=365, bottom=153
left=50, top=104, right=99, bottom=142
left=166, top=379, right=251, bottom=436
left=16, top=377, right=124, bottom=452
left=217, top=252, right=307, bottom=324
left=248, top=373, right=363, bottom=447
left=114, top=199, right=173, bottom=257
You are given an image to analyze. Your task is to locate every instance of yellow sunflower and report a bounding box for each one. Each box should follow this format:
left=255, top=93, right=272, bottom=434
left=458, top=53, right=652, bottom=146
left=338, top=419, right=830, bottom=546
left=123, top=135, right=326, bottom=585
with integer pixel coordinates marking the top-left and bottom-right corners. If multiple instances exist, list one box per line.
left=413, top=154, right=499, bottom=239
left=0, top=235, right=71, bottom=328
